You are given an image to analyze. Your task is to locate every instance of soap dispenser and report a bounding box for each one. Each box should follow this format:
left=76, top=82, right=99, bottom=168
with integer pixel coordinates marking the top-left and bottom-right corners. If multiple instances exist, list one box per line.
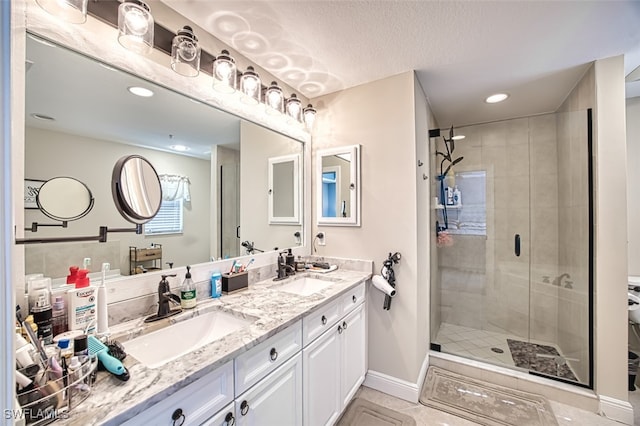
left=180, top=266, right=197, bottom=309
left=286, top=248, right=295, bottom=268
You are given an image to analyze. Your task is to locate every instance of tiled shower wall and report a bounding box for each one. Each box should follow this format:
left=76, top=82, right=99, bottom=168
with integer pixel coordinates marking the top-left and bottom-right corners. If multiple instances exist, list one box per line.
left=436, top=115, right=562, bottom=341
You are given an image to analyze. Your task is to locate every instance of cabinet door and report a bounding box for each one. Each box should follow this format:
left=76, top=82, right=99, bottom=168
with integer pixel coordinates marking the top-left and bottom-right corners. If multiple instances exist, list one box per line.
left=303, top=326, right=341, bottom=426
left=201, top=402, right=236, bottom=426
left=340, top=303, right=366, bottom=407
left=235, top=353, right=302, bottom=426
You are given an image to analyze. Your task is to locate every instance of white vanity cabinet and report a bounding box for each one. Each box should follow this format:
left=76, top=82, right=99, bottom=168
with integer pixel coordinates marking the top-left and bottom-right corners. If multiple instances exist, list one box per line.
left=303, top=283, right=367, bottom=426
left=121, top=360, right=234, bottom=426
left=234, top=353, right=303, bottom=425
left=200, top=403, right=236, bottom=426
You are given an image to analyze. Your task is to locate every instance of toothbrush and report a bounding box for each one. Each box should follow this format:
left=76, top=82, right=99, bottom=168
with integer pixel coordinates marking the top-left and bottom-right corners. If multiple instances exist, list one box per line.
left=229, top=260, right=237, bottom=274
left=97, top=262, right=110, bottom=336
left=240, top=258, right=254, bottom=272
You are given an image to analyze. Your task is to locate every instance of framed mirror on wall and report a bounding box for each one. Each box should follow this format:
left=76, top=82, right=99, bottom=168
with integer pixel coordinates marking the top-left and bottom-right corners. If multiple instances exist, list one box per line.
left=23, top=32, right=305, bottom=281
left=316, top=145, right=361, bottom=226
left=268, top=154, right=301, bottom=224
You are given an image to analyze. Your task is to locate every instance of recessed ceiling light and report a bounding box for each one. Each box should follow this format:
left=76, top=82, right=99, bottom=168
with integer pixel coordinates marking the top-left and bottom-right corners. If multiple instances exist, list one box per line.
left=170, top=144, right=190, bottom=152
left=31, top=113, right=55, bottom=121
left=127, top=86, right=154, bottom=97
left=485, top=93, right=509, bottom=104
left=452, top=135, right=465, bottom=140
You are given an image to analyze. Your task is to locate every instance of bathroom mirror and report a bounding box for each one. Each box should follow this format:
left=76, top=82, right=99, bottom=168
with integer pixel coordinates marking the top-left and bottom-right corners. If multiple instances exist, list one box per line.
left=36, top=177, right=94, bottom=221
left=268, top=154, right=301, bottom=224
left=23, top=33, right=304, bottom=280
left=112, top=155, right=162, bottom=224
left=316, top=145, right=361, bottom=226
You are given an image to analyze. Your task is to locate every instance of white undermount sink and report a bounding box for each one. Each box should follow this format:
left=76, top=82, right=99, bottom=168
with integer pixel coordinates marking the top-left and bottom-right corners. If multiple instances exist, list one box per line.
left=276, top=276, right=335, bottom=296
left=123, top=310, right=254, bottom=368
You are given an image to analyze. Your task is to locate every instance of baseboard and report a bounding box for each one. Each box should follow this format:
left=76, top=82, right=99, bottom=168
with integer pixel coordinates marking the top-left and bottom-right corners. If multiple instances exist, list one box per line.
left=599, top=395, right=634, bottom=425
left=363, top=353, right=429, bottom=403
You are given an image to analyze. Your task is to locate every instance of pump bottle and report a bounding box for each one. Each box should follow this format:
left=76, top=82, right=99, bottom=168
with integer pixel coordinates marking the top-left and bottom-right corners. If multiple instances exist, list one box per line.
left=180, top=266, right=197, bottom=309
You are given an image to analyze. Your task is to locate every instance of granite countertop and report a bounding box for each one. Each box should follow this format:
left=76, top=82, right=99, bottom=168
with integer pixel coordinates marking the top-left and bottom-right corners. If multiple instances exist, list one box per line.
left=60, top=267, right=371, bottom=425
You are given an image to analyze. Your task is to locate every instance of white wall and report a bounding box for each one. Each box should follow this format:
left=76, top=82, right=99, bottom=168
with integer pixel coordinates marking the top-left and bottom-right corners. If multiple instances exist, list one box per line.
left=311, top=71, right=432, bottom=386
left=24, top=127, right=211, bottom=276
left=627, top=97, right=640, bottom=275
left=594, top=55, right=629, bottom=409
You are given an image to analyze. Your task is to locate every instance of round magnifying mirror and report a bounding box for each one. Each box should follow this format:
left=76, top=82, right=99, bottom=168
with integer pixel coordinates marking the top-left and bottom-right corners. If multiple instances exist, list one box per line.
left=112, top=155, right=162, bottom=224
left=36, top=177, right=94, bottom=221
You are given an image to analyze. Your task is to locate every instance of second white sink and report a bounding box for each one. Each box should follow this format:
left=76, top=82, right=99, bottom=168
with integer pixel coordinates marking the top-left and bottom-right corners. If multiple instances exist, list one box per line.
left=276, top=276, right=334, bottom=296
left=123, top=310, right=254, bottom=368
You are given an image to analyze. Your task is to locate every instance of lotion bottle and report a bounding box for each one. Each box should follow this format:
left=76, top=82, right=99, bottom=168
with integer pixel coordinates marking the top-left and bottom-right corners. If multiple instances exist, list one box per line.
left=67, top=269, right=97, bottom=334
left=180, top=266, right=197, bottom=309
left=453, top=186, right=461, bottom=206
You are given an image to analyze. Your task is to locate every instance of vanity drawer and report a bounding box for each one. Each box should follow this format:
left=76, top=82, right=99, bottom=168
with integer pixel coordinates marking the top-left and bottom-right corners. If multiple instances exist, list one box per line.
left=234, top=320, right=302, bottom=395
left=341, top=282, right=366, bottom=315
left=122, top=360, right=233, bottom=426
left=302, top=298, right=341, bottom=347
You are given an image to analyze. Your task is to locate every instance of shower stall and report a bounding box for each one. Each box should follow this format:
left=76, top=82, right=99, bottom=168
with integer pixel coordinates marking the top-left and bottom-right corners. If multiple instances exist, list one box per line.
left=430, top=110, right=593, bottom=387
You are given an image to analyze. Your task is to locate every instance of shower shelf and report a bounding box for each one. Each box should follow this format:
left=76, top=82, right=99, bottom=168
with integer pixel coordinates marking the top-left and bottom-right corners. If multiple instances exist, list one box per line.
left=435, top=205, right=462, bottom=210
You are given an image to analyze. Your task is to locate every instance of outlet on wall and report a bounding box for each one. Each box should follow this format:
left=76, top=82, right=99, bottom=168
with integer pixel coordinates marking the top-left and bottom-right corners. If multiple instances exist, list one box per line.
left=317, top=232, right=326, bottom=246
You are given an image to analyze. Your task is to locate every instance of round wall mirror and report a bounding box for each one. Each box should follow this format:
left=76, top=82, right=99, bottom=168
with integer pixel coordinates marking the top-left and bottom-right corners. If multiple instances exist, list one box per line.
left=36, top=177, right=94, bottom=221
left=112, top=155, right=162, bottom=224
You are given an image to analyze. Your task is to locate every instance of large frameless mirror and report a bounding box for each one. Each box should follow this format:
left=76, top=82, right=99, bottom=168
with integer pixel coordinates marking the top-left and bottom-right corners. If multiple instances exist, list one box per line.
left=316, top=145, right=361, bottom=226
left=23, top=32, right=304, bottom=281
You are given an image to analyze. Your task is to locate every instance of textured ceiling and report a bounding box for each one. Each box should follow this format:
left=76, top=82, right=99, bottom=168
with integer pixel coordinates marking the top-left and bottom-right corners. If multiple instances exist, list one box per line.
left=162, top=0, right=640, bottom=127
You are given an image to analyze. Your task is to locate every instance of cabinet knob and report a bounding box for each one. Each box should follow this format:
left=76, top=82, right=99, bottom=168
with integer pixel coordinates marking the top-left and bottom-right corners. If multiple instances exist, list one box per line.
left=338, top=325, right=343, bottom=334
left=171, top=408, right=185, bottom=426
left=225, top=412, right=235, bottom=425
left=240, top=400, right=250, bottom=416
left=321, top=315, right=327, bottom=325
left=352, top=295, right=357, bottom=303
left=343, top=321, right=348, bottom=329
left=270, top=347, right=278, bottom=361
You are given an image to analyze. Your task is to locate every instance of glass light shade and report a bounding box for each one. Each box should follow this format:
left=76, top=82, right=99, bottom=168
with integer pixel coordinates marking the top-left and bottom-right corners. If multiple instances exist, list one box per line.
left=265, top=81, right=284, bottom=115
left=286, top=94, right=303, bottom=123
left=171, top=26, right=200, bottom=77
left=35, top=0, right=88, bottom=24
left=118, top=0, right=154, bottom=55
left=303, top=104, right=316, bottom=130
left=240, top=66, right=261, bottom=105
left=212, top=50, right=237, bottom=94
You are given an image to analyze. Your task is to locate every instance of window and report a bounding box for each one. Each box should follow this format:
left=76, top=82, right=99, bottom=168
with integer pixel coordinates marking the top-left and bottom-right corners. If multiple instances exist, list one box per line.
left=144, top=198, right=183, bottom=235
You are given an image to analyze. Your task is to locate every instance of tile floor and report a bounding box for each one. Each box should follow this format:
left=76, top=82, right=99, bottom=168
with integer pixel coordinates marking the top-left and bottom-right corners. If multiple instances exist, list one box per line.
left=629, top=389, right=640, bottom=425
left=434, top=322, right=516, bottom=366
left=355, top=385, right=622, bottom=426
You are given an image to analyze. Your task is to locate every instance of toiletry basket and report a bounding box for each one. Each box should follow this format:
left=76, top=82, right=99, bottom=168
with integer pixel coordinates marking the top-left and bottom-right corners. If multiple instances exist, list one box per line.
left=17, top=356, right=98, bottom=425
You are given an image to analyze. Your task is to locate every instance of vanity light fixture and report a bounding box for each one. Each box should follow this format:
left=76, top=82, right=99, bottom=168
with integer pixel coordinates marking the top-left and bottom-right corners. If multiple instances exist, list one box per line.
left=171, top=26, right=200, bottom=77
left=303, top=104, right=317, bottom=130
left=286, top=94, right=303, bottom=123
left=212, top=50, right=237, bottom=94
left=485, top=93, right=509, bottom=104
left=35, top=0, right=88, bottom=24
left=127, top=86, right=154, bottom=97
left=265, top=81, right=284, bottom=115
left=240, top=66, right=261, bottom=105
left=117, top=0, right=154, bottom=55
left=451, top=135, right=465, bottom=140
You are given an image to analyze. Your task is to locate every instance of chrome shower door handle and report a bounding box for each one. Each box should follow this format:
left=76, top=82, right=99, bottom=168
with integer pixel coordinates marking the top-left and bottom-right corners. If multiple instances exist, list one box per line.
left=514, top=234, right=521, bottom=257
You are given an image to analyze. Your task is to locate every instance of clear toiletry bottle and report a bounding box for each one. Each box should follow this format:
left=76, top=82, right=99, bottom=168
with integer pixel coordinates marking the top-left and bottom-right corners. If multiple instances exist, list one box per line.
left=52, top=295, right=67, bottom=336
left=180, top=265, right=197, bottom=309
left=453, top=185, right=461, bottom=206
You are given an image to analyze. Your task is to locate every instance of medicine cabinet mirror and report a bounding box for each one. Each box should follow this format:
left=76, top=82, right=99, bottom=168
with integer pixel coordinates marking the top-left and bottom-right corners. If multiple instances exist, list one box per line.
left=23, top=32, right=304, bottom=281
left=316, top=145, right=361, bottom=226
left=268, top=154, right=301, bottom=224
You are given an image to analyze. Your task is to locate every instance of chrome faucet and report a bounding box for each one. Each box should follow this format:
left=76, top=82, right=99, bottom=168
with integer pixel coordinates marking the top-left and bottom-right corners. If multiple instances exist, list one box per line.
left=274, top=251, right=295, bottom=281
left=552, top=273, right=571, bottom=287
left=145, top=274, right=182, bottom=322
